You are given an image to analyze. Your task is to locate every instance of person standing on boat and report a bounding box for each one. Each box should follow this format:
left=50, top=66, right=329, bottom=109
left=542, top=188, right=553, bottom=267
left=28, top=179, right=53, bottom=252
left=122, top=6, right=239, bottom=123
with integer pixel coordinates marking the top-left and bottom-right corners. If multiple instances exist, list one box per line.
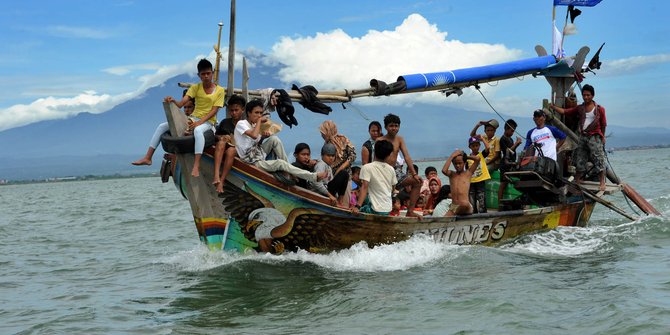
left=212, top=95, right=246, bottom=194
left=361, top=121, right=383, bottom=165
left=467, top=136, right=491, bottom=214
left=134, top=59, right=224, bottom=178
left=498, top=119, right=522, bottom=208
left=131, top=90, right=194, bottom=167
left=442, top=150, right=481, bottom=216
left=377, top=114, right=422, bottom=217
left=523, top=109, right=566, bottom=161
left=352, top=140, right=397, bottom=215
left=319, top=120, right=357, bottom=206
left=550, top=84, right=608, bottom=193
left=470, top=119, right=501, bottom=171
left=235, top=100, right=327, bottom=183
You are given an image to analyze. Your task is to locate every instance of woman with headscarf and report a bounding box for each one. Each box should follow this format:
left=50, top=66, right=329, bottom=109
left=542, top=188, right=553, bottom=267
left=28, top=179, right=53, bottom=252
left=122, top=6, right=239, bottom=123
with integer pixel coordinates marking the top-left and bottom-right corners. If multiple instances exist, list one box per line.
left=320, top=120, right=357, bottom=205
left=423, top=177, right=442, bottom=213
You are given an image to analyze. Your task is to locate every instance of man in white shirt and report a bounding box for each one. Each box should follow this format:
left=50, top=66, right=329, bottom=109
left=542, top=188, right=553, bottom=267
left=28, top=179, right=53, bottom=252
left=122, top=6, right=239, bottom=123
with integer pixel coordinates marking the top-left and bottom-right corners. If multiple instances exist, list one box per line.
left=523, top=109, right=567, bottom=161
left=235, top=100, right=326, bottom=183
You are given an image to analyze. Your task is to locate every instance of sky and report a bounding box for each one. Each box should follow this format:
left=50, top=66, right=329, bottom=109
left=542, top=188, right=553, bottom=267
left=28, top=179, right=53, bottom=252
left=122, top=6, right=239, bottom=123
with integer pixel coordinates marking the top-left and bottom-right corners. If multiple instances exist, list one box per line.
left=1, top=0, right=669, bottom=132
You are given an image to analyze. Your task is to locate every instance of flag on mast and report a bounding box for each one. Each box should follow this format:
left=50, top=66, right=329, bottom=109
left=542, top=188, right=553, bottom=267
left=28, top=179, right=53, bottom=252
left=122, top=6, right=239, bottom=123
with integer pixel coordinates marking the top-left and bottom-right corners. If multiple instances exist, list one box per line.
left=554, top=0, right=602, bottom=7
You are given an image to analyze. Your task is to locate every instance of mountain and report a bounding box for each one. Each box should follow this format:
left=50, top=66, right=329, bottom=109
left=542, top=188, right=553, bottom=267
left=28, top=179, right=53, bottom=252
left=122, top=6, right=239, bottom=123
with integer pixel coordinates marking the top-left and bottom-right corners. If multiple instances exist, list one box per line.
left=1, top=62, right=669, bottom=181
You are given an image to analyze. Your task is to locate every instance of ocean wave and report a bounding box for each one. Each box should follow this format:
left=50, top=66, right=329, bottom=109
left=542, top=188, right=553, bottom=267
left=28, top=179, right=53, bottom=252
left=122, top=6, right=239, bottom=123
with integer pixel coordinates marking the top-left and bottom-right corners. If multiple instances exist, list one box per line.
left=157, top=235, right=464, bottom=273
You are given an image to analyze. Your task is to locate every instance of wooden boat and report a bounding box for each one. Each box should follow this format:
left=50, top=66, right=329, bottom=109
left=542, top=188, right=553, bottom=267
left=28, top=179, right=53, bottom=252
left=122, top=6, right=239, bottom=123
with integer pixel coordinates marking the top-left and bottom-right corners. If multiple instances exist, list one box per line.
left=160, top=99, right=604, bottom=254
left=153, top=2, right=659, bottom=254
left=167, top=146, right=597, bottom=254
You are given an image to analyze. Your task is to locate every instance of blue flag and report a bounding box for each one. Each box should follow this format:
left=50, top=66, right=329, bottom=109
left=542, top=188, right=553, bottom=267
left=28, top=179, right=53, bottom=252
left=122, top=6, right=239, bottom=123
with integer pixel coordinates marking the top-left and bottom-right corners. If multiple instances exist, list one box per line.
left=554, top=0, right=602, bottom=6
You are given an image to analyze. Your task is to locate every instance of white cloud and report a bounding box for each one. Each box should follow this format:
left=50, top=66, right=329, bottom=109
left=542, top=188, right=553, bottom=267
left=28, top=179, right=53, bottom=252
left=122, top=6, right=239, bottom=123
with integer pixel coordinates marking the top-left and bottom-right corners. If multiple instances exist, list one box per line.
left=0, top=92, right=132, bottom=132
left=269, top=13, right=523, bottom=108
left=0, top=50, right=253, bottom=132
left=600, top=53, right=670, bottom=76
left=44, top=25, right=113, bottom=39
left=103, top=63, right=161, bottom=76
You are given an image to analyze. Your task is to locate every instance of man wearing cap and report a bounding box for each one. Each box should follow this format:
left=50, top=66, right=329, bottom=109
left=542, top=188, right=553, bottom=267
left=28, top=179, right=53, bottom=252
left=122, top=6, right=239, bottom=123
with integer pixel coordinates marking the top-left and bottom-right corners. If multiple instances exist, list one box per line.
left=524, top=109, right=567, bottom=161
left=470, top=119, right=501, bottom=171
left=550, top=84, right=607, bottom=193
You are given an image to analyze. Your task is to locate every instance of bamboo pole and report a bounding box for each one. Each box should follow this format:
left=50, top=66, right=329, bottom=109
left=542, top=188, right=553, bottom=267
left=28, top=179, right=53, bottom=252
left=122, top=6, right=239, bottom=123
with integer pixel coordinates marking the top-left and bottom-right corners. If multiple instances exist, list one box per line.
left=226, top=0, right=236, bottom=102
left=242, top=57, right=249, bottom=103
left=213, top=22, right=224, bottom=85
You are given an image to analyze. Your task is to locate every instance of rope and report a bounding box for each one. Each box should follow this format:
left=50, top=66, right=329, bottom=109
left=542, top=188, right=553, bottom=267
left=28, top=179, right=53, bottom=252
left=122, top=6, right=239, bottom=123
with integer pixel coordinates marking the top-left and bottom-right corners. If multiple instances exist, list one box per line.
left=344, top=102, right=371, bottom=121
left=475, top=85, right=525, bottom=139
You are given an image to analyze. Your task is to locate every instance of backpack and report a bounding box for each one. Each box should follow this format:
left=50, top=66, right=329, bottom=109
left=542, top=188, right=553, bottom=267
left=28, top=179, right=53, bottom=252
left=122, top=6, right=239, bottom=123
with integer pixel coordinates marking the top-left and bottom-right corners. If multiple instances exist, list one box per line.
left=519, top=144, right=556, bottom=181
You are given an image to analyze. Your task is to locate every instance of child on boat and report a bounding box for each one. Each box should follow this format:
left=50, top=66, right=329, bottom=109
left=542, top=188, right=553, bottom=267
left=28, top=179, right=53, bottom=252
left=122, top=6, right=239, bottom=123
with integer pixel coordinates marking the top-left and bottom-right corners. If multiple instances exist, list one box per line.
left=291, top=143, right=315, bottom=189
left=352, top=139, right=397, bottom=215
left=212, top=95, right=246, bottom=194
left=429, top=185, right=452, bottom=217
left=470, top=119, right=501, bottom=171
left=498, top=119, right=522, bottom=207
left=310, top=143, right=350, bottom=206
left=361, top=121, right=383, bottom=165
left=235, top=100, right=327, bottom=183
left=442, top=149, right=481, bottom=216
left=467, top=136, right=490, bottom=213
left=420, top=166, right=438, bottom=198
left=131, top=90, right=194, bottom=167
left=377, top=114, right=422, bottom=217
left=138, top=59, right=224, bottom=178
left=389, top=196, right=402, bottom=216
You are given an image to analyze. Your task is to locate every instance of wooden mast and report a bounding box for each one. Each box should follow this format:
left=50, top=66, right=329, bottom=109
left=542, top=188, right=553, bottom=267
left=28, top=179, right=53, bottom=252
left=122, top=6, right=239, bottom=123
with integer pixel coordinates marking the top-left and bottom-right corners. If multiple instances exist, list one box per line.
left=226, top=0, right=236, bottom=103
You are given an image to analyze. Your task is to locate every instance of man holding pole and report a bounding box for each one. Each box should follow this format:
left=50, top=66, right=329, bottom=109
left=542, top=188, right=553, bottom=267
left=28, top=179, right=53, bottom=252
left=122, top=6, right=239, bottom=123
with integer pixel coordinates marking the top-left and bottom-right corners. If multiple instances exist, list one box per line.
left=550, top=84, right=607, bottom=194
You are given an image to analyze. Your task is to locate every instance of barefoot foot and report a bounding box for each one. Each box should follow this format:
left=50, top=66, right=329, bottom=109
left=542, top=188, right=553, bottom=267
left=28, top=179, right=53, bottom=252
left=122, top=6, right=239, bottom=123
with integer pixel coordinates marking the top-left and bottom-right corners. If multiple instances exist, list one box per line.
left=131, top=158, right=152, bottom=166
left=191, top=169, right=200, bottom=177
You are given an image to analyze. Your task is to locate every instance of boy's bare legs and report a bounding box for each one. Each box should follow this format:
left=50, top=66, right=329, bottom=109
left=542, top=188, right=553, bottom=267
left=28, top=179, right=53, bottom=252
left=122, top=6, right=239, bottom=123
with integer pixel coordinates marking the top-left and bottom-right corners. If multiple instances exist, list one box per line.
left=403, top=177, right=422, bottom=217
left=132, top=147, right=155, bottom=166
left=216, top=147, right=237, bottom=194
left=192, top=154, right=201, bottom=177
left=213, top=140, right=226, bottom=186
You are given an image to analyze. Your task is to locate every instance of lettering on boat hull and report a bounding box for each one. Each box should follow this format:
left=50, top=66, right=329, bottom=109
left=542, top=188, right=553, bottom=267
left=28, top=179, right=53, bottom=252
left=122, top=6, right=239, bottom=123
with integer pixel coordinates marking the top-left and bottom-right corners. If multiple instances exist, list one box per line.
left=423, top=221, right=507, bottom=245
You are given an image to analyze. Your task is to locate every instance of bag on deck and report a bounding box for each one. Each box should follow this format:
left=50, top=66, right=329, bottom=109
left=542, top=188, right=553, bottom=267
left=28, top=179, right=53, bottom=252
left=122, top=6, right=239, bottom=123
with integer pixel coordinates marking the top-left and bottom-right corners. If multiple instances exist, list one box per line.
left=519, top=145, right=557, bottom=181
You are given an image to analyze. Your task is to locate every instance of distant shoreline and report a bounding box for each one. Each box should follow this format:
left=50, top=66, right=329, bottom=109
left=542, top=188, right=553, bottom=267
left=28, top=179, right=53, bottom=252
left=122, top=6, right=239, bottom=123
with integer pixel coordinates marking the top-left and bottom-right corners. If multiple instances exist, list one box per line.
left=413, top=144, right=670, bottom=162
left=3, top=144, right=669, bottom=185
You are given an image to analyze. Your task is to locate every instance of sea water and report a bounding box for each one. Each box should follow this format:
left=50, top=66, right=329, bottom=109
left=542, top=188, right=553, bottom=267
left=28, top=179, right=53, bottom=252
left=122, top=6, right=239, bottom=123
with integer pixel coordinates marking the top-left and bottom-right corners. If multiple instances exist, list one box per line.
left=1, top=149, right=669, bottom=334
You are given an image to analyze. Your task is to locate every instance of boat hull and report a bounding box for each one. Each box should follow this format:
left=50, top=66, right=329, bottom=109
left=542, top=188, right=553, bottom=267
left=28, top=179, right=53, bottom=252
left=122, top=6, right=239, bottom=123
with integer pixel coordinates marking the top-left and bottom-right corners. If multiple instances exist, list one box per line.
left=173, top=155, right=595, bottom=254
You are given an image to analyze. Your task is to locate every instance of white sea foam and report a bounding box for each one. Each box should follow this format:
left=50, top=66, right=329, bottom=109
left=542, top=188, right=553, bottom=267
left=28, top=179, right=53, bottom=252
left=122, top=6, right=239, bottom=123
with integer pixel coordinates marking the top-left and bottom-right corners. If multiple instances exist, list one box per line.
left=158, top=235, right=464, bottom=273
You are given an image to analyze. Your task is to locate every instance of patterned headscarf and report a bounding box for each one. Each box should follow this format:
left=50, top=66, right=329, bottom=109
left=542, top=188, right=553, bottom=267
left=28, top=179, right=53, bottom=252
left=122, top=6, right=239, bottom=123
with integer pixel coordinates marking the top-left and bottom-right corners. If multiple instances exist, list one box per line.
left=319, top=120, right=348, bottom=163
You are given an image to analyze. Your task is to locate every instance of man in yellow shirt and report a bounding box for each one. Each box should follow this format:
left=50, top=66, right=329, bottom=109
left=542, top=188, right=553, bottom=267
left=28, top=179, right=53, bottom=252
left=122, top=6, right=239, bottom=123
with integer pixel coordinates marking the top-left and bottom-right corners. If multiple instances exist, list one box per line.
left=165, top=59, right=225, bottom=177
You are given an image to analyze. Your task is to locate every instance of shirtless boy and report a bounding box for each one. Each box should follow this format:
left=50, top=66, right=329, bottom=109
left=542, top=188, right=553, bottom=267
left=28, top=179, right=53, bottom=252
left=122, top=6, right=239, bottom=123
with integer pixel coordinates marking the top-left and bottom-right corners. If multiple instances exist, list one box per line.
left=377, top=113, right=422, bottom=217
left=441, top=150, right=481, bottom=216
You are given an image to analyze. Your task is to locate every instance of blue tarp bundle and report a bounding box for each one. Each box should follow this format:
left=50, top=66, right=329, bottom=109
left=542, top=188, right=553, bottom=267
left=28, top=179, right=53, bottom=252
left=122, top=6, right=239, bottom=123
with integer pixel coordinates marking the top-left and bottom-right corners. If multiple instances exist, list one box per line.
left=398, top=55, right=557, bottom=91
